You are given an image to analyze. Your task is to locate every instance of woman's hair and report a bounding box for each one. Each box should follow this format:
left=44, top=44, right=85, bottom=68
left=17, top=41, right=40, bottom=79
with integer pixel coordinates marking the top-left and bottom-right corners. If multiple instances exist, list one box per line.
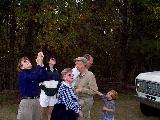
left=46, top=57, right=56, bottom=71
left=110, top=90, right=118, bottom=100
left=17, top=56, right=29, bottom=72
left=61, top=68, right=72, bottom=78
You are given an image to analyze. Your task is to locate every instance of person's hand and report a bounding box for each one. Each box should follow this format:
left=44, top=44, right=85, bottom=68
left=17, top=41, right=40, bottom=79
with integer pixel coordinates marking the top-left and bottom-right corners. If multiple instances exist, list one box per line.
left=36, top=57, right=42, bottom=66
left=37, top=52, right=44, bottom=59
left=78, top=110, right=83, bottom=120
left=36, top=52, right=44, bottom=66
left=75, top=85, right=82, bottom=94
left=102, top=106, right=108, bottom=112
left=75, top=88, right=82, bottom=94
left=36, top=59, right=44, bottom=67
left=94, top=90, right=104, bottom=96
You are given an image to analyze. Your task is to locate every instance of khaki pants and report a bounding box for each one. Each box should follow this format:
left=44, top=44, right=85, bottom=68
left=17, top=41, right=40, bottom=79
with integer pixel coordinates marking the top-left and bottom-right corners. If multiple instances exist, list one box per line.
left=17, top=99, right=40, bottom=120
left=79, top=97, right=94, bottom=120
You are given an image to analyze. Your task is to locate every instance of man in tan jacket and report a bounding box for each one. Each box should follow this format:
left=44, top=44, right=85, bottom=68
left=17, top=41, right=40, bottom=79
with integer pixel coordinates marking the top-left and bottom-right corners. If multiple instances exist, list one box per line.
left=74, top=57, right=98, bottom=120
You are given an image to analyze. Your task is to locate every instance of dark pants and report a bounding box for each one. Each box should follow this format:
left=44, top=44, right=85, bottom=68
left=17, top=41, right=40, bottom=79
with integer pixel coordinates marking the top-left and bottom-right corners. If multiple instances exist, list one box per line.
left=50, top=103, right=78, bottom=120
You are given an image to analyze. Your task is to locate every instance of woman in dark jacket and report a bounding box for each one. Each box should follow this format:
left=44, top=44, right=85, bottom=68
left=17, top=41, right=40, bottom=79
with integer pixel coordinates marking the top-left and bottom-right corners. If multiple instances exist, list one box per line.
left=39, top=57, right=60, bottom=120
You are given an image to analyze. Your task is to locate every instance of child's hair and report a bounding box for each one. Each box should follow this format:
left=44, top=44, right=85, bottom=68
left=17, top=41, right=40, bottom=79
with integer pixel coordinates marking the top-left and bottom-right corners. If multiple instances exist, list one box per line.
left=110, top=90, right=118, bottom=100
left=17, top=56, right=29, bottom=71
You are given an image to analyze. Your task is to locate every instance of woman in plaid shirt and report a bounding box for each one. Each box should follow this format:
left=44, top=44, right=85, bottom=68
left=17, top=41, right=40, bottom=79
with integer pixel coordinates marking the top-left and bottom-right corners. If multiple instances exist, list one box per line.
left=51, top=68, right=83, bottom=120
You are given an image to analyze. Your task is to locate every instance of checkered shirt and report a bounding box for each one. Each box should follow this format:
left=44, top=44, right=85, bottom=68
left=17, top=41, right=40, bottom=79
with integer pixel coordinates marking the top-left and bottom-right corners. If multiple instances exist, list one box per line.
left=57, top=81, right=81, bottom=113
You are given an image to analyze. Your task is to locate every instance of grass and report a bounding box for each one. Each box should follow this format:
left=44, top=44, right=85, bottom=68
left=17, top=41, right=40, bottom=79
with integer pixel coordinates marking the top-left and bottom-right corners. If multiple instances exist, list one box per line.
left=0, top=91, right=19, bottom=120
left=92, top=92, right=160, bottom=120
left=0, top=91, right=160, bottom=120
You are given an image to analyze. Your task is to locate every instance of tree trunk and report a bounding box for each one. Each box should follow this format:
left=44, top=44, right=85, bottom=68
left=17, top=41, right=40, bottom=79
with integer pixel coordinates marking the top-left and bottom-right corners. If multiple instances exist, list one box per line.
left=9, top=0, right=16, bottom=90
left=119, top=0, right=130, bottom=88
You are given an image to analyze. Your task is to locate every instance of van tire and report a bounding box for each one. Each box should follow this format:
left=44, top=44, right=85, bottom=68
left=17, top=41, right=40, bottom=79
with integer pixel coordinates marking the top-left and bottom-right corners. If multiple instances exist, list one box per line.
left=140, top=103, right=153, bottom=116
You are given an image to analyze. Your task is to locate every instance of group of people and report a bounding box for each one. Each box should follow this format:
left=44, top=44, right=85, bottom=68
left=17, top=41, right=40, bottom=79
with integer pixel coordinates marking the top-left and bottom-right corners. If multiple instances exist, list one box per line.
left=17, top=52, right=118, bottom=120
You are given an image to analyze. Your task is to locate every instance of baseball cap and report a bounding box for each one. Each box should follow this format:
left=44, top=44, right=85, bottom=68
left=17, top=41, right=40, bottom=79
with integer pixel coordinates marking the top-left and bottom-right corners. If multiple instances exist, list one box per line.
left=73, top=57, right=88, bottom=64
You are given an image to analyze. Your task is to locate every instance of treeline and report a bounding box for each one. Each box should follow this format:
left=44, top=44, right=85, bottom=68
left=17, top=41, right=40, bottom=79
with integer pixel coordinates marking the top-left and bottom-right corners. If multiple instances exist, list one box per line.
left=0, top=0, right=160, bottom=91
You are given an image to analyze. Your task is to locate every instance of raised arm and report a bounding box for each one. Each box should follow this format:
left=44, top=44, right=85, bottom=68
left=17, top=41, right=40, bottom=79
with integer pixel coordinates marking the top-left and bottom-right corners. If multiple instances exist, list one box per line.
left=95, top=90, right=103, bottom=96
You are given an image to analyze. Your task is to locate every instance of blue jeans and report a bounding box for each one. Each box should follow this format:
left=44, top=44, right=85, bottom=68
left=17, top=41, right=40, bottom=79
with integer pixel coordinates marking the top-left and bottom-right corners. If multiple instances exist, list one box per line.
left=102, top=112, right=114, bottom=120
